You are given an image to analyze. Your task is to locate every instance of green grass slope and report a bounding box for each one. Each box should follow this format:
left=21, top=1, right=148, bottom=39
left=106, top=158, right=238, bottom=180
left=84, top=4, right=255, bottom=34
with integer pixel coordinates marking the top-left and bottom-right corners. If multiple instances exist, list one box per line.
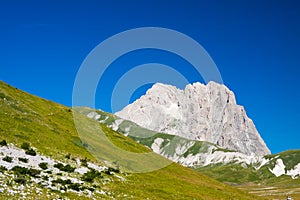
left=76, top=107, right=232, bottom=159
left=0, top=80, right=264, bottom=199
left=76, top=97, right=300, bottom=199
left=196, top=153, right=300, bottom=200
left=196, top=150, right=300, bottom=186
left=0, top=81, right=94, bottom=160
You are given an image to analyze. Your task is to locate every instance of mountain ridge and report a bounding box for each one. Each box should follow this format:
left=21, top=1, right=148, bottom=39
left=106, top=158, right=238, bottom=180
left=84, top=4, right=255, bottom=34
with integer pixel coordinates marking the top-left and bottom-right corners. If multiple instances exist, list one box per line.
left=83, top=107, right=300, bottom=178
left=116, top=81, right=270, bottom=156
left=81, top=107, right=300, bottom=199
left=82, top=107, right=300, bottom=199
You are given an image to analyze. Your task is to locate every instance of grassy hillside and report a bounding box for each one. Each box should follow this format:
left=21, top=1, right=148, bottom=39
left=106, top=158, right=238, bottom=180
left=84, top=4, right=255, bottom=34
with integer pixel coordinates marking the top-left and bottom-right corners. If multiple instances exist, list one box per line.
left=196, top=158, right=300, bottom=199
left=0, top=81, right=95, bottom=160
left=264, top=150, right=300, bottom=171
left=76, top=107, right=234, bottom=163
left=0, top=80, right=265, bottom=199
left=75, top=97, right=300, bottom=200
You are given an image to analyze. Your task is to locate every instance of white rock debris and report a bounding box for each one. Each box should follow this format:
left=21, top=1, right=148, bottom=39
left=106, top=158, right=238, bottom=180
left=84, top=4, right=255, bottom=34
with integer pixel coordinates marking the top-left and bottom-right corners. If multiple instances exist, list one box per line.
left=0, top=143, right=124, bottom=199
left=148, top=137, right=300, bottom=179
left=287, top=163, right=300, bottom=179
left=151, top=138, right=164, bottom=153
left=269, top=159, right=286, bottom=177
left=149, top=137, right=263, bottom=167
left=75, top=167, right=89, bottom=175
left=111, top=119, right=124, bottom=131
left=87, top=111, right=101, bottom=120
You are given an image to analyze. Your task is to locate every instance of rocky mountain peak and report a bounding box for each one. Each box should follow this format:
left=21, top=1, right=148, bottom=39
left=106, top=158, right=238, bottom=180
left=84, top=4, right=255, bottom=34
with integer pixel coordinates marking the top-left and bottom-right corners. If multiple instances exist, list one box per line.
left=115, top=82, right=270, bottom=156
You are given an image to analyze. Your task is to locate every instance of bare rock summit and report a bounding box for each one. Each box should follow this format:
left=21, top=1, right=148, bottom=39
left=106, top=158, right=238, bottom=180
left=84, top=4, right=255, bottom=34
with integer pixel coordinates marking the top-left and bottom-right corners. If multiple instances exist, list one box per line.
left=115, top=82, right=270, bottom=156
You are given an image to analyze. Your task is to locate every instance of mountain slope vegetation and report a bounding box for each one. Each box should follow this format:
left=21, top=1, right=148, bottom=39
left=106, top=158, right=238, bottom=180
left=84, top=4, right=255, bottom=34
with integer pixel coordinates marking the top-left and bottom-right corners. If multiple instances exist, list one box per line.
left=0, top=80, right=262, bottom=199
left=80, top=107, right=300, bottom=199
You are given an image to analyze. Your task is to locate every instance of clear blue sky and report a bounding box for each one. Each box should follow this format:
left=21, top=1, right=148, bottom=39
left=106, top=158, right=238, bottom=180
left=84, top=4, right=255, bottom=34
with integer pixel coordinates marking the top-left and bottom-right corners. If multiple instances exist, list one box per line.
left=0, top=0, right=299, bottom=154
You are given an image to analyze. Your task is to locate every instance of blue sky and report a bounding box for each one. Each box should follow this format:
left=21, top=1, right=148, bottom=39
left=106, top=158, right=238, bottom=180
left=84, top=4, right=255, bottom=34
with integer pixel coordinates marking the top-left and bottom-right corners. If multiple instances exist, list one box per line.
left=0, top=0, right=299, bottom=154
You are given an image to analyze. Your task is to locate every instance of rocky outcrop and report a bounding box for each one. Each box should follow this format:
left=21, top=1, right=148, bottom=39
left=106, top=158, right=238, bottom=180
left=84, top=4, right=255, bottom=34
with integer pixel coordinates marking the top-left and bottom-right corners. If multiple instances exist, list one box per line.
left=115, top=82, right=270, bottom=156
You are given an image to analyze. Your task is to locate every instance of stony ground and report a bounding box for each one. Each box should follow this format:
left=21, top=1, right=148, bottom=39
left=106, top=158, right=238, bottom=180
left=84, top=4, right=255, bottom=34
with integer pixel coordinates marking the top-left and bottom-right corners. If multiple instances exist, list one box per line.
left=0, top=141, right=125, bottom=199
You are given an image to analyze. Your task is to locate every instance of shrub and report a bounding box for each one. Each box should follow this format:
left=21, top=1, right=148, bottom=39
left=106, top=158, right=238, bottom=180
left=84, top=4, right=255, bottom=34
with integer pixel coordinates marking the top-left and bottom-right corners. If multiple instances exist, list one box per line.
left=6, top=180, right=13, bottom=187
left=60, top=186, right=67, bottom=191
left=12, top=166, right=28, bottom=175
left=68, top=183, right=81, bottom=191
left=18, top=157, right=28, bottom=163
left=65, top=179, right=72, bottom=185
left=52, top=178, right=63, bottom=184
left=3, top=156, right=13, bottom=163
left=0, top=166, right=7, bottom=172
left=62, top=164, right=75, bottom=173
left=42, top=175, right=49, bottom=181
left=104, top=167, right=120, bottom=175
left=81, top=172, right=95, bottom=182
left=81, top=169, right=102, bottom=182
left=54, top=163, right=64, bottom=170
left=25, top=148, right=36, bottom=156
left=27, top=168, right=40, bottom=178
left=80, top=157, right=88, bottom=167
left=11, top=166, right=40, bottom=177
left=14, top=175, right=27, bottom=184
left=54, top=163, right=75, bottom=173
left=65, top=153, right=71, bottom=159
left=0, top=140, right=7, bottom=146
left=52, top=178, right=72, bottom=185
left=21, top=142, right=30, bottom=150
left=39, top=162, right=48, bottom=170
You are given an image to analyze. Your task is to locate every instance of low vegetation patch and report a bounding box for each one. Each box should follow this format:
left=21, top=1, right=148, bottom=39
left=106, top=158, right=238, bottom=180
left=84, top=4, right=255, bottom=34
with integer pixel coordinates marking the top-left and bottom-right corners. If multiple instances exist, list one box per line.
left=0, top=139, right=7, bottom=146
left=54, top=163, right=75, bottom=173
left=3, top=156, right=13, bottom=163
left=14, top=174, right=27, bottom=184
left=21, top=142, right=31, bottom=150
left=80, top=157, right=88, bottom=167
left=21, top=142, right=37, bottom=156
left=52, top=178, right=72, bottom=185
left=12, top=166, right=41, bottom=178
left=38, top=162, right=48, bottom=170
left=212, top=147, right=236, bottom=154
left=0, top=166, right=7, bottom=172
left=81, top=169, right=103, bottom=182
left=104, top=167, right=120, bottom=175
left=18, top=157, right=28, bottom=163
left=25, top=148, right=37, bottom=156
left=65, top=153, right=71, bottom=159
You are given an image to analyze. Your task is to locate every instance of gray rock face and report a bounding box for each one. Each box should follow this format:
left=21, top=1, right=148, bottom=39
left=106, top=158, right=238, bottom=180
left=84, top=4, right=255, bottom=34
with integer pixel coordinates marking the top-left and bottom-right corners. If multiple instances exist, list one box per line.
left=115, top=82, right=270, bottom=156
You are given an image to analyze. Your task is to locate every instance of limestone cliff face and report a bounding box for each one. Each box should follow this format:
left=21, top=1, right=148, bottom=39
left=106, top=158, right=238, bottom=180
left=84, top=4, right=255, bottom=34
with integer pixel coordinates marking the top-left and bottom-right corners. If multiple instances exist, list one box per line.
left=115, top=82, right=270, bottom=156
